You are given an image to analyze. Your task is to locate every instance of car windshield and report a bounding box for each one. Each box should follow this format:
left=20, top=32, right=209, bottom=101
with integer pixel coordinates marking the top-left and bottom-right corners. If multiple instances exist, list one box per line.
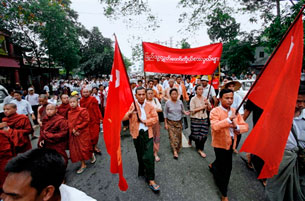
left=0, top=89, right=7, bottom=103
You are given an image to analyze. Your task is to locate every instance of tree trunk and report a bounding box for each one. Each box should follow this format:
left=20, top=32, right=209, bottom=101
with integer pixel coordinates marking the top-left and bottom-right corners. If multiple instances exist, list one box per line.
left=65, top=67, right=70, bottom=79
left=276, top=0, right=280, bottom=18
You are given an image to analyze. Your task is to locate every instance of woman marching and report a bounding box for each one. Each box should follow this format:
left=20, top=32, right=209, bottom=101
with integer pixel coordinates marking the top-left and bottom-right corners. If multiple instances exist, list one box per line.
left=146, top=88, right=162, bottom=162
left=189, top=85, right=212, bottom=158
left=164, top=88, right=190, bottom=159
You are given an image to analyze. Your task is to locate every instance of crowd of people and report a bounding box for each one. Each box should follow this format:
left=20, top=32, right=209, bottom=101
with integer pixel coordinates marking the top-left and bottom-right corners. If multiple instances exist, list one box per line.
left=0, top=71, right=304, bottom=201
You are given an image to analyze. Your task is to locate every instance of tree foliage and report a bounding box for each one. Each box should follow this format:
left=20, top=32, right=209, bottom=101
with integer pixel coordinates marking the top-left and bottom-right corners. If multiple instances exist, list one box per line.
left=0, top=0, right=83, bottom=77
left=80, top=27, right=114, bottom=76
left=80, top=27, right=132, bottom=76
left=206, top=7, right=240, bottom=43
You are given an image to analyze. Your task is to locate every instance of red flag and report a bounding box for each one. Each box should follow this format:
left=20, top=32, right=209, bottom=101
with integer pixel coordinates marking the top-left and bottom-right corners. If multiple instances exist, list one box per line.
left=103, top=37, right=133, bottom=191
left=240, top=9, right=304, bottom=179
left=143, top=42, right=222, bottom=75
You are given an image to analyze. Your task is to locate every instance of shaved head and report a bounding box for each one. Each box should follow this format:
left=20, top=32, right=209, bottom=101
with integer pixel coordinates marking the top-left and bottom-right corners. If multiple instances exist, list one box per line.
left=46, top=104, right=57, bottom=117
left=39, top=94, right=48, bottom=99
left=4, top=103, right=17, bottom=109
left=82, top=88, right=90, bottom=98
left=46, top=104, right=56, bottom=110
left=4, top=103, right=17, bottom=117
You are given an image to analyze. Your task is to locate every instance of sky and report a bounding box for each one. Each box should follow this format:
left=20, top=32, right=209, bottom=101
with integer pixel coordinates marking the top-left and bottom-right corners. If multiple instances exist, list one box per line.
left=70, top=0, right=265, bottom=60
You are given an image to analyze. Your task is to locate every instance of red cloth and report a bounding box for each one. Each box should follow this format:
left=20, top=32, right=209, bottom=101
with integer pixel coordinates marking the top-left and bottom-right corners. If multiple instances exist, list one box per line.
left=80, top=96, right=102, bottom=146
left=57, top=103, right=71, bottom=119
left=2, top=113, right=33, bottom=154
left=103, top=39, right=133, bottom=191
left=240, top=13, right=303, bottom=179
left=210, top=77, right=220, bottom=90
left=0, top=130, right=14, bottom=189
left=143, top=42, right=222, bottom=75
left=39, top=114, right=69, bottom=163
left=68, top=107, right=93, bottom=163
left=39, top=104, right=47, bottom=121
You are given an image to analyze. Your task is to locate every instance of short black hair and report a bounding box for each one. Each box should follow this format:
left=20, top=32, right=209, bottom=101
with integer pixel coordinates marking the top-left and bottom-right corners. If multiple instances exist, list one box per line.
left=219, top=88, right=234, bottom=98
left=169, top=88, right=178, bottom=95
left=153, top=77, right=159, bottom=82
left=194, top=84, right=202, bottom=91
left=13, top=90, right=22, bottom=95
left=299, top=81, right=305, bottom=95
left=7, top=88, right=14, bottom=94
left=135, top=86, right=146, bottom=94
left=148, top=80, right=153, bottom=84
left=60, top=93, right=69, bottom=99
left=146, top=88, right=153, bottom=93
left=5, top=148, right=66, bottom=194
left=138, top=80, right=143, bottom=83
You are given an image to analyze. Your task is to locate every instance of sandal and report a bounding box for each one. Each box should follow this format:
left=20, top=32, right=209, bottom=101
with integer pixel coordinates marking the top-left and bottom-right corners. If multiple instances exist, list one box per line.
left=76, top=166, right=86, bottom=174
left=198, top=151, right=206, bottom=158
left=240, top=156, right=254, bottom=170
left=155, top=155, right=160, bottom=162
left=94, top=147, right=102, bottom=155
left=149, top=184, right=160, bottom=192
left=91, top=154, right=96, bottom=164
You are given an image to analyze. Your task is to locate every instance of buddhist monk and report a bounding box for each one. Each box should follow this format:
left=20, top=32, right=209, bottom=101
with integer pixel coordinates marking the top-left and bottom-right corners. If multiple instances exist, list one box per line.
left=0, top=128, right=14, bottom=191
left=2, top=103, right=33, bottom=154
left=57, top=94, right=71, bottom=119
left=80, top=88, right=103, bottom=154
left=38, top=104, right=69, bottom=163
left=68, top=97, right=95, bottom=174
left=37, top=94, right=49, bottom=127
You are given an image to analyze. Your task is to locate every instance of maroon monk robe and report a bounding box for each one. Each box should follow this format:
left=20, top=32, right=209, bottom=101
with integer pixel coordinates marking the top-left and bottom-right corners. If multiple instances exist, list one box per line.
left=57, top=103, right=71, bottom=119
left=39, top=104, right=48, bottom=136
left=0, top=130, right=14, bottom=190
left=80, top=96, right=103, bottom=146
left=39, top=114, right=69, bottom=163
left=68, top=107, right=92, bottom=163
left=2, top=113, right=33, bottom=154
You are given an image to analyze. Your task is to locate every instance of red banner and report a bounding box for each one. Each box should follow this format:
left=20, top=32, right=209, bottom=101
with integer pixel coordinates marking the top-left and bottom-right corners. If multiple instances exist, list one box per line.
left=143, top=42, right=222, bottom=75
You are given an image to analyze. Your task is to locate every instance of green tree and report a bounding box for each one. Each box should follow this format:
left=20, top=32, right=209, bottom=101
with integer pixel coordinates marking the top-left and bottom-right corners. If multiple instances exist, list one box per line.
left=206, top=7, right=240, bottom=43
left=0, top=0, right=83, bottom=77
left=180, top=39, right=191, bottom=49
left=80, top=27, right=115, bottom=76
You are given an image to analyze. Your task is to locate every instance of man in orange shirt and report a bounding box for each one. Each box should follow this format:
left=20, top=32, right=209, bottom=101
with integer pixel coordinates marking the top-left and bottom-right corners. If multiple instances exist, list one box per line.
left=123, top=87, right=160, bottom=192
left=176, top=76, right=189, bottom=102
left=209, top=89, right=249, bottom=201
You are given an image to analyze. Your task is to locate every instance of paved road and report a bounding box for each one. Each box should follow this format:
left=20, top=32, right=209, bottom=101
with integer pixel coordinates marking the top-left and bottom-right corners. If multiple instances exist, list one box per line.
left=32, top=114, right=268, bottom=201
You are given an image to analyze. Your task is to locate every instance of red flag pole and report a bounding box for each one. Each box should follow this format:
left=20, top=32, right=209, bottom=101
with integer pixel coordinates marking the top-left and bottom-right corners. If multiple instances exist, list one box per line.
left=235, top=5, right=305, bottom=115
left=114, top=34, right=141, bottom=122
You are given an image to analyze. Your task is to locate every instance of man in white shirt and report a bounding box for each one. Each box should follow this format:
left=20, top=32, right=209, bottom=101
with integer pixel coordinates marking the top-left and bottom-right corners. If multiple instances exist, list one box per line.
left=1, top=148, right=97, bottom=201
left=10, top=91, right=35, bottom=121
left=25, top=88, right=39, bottom=125
left=3, top=88, right=14, bottom=105
left=201, top=75, right=218, bottom=106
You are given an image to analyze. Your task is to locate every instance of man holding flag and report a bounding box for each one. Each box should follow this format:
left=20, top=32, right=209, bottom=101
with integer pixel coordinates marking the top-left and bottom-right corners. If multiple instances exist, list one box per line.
left=265, top=81, right=305, bottom=201
left=240, top=6, right=304, bottom=181
left=122, top=87, right=160, bottom=192
left=103, top=37, right=134, bottom=191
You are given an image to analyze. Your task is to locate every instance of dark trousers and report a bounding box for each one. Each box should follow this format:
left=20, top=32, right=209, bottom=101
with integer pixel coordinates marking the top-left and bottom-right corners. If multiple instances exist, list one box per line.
left=123, top=120, right=129, bottom=127
left=32, top=105, right=39, bottom=125
left=133, top=130, right=155, bottom=181
left=194, top=136, right=207, bottom=151
left=235, top=134, right=241, bottom=149
left=251, top=154, right=264, bottom=175
left=211, top=143, right=233, bottom=197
